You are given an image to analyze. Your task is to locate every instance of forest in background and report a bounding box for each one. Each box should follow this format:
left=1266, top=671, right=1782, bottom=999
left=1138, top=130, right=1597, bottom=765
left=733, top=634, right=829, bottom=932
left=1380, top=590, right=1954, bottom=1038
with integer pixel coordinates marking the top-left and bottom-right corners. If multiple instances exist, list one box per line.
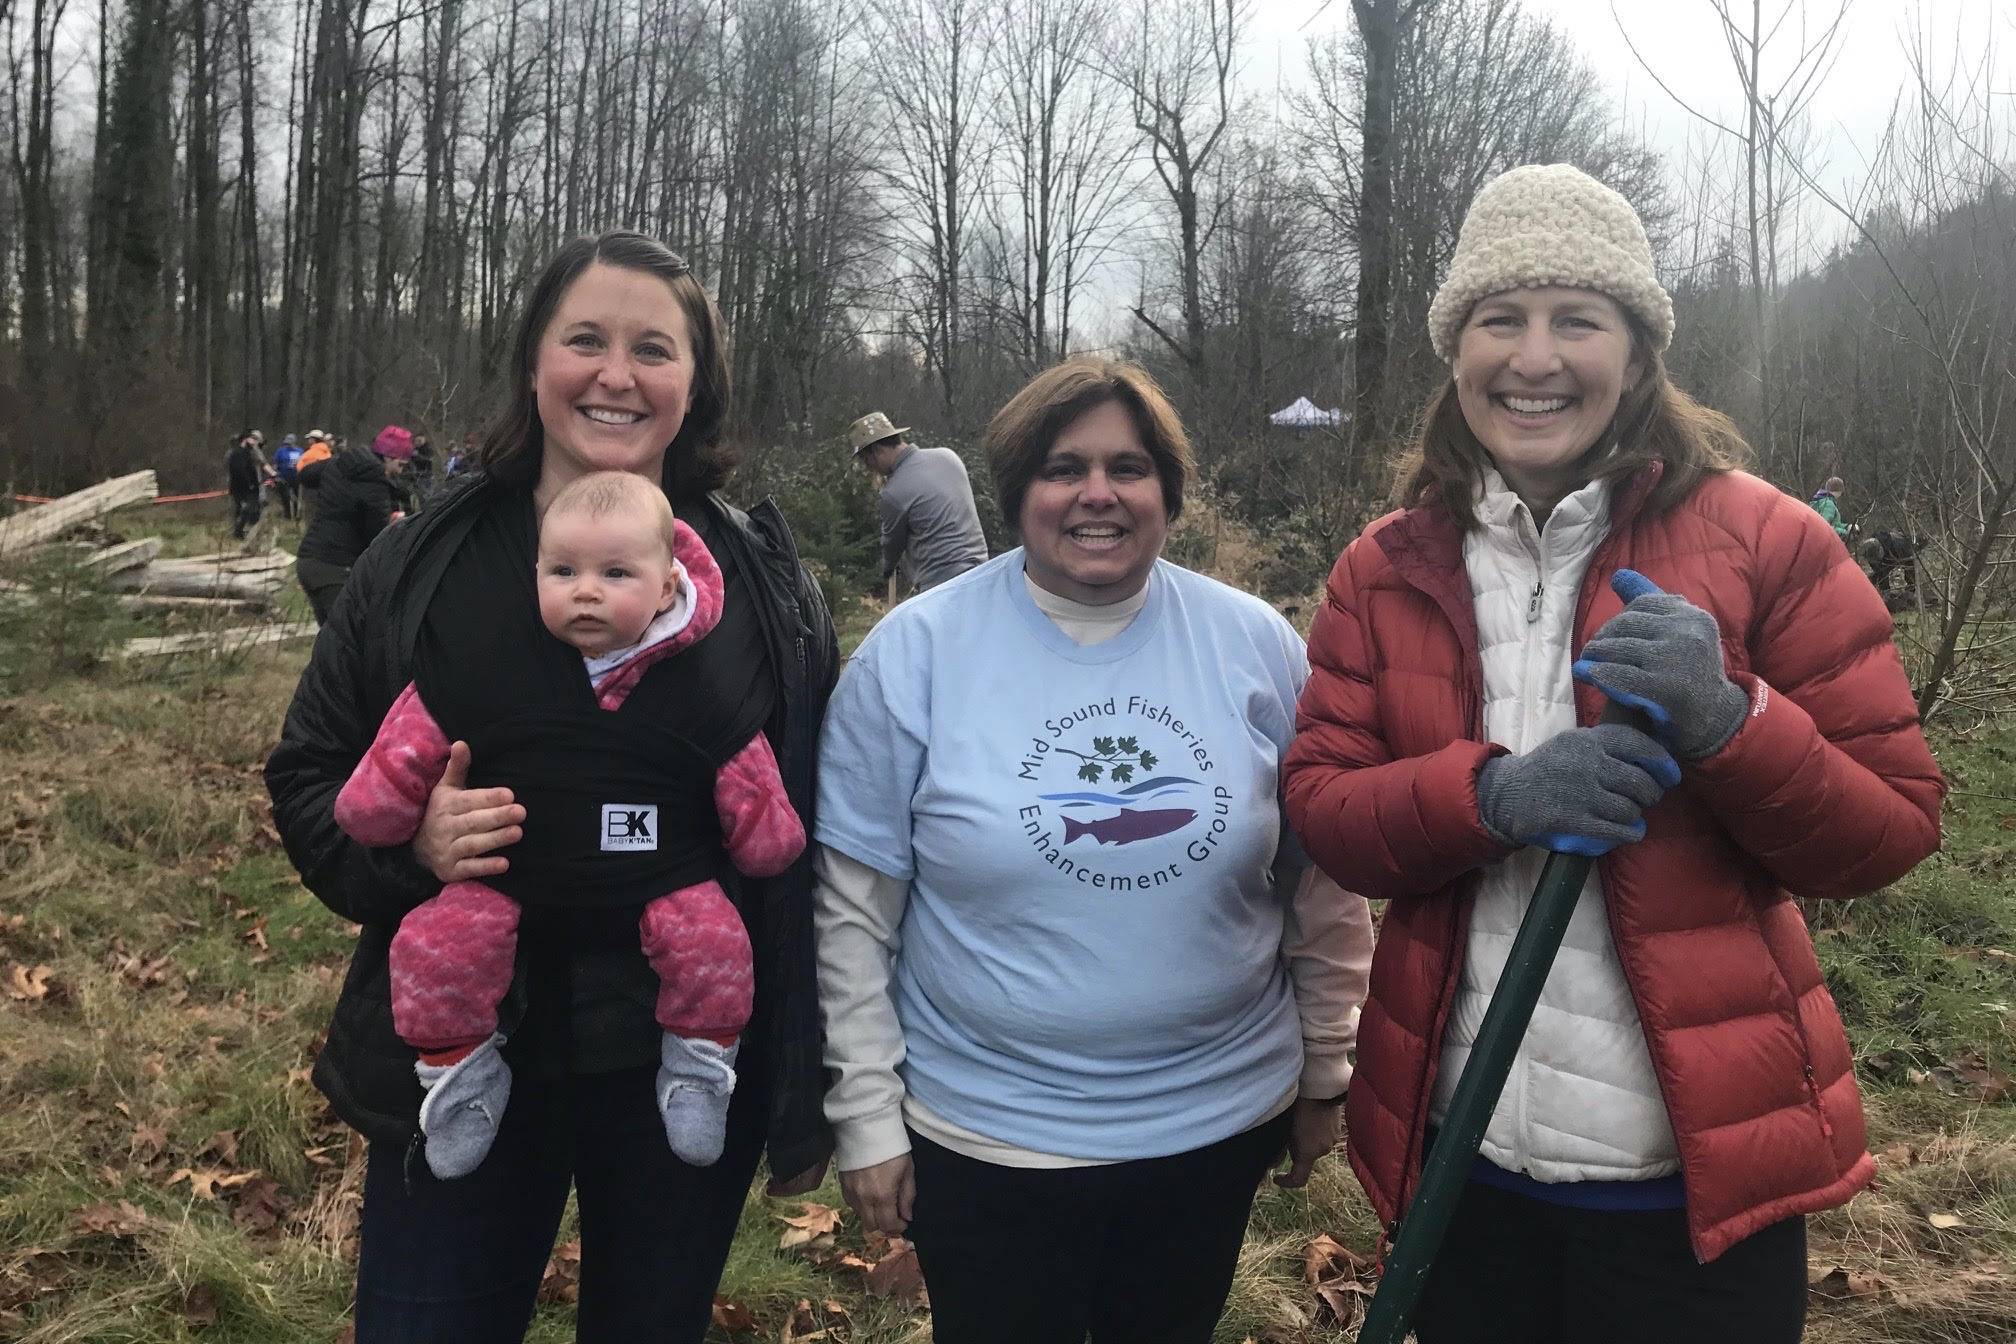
left=3, top=0, right=2016, bottom=722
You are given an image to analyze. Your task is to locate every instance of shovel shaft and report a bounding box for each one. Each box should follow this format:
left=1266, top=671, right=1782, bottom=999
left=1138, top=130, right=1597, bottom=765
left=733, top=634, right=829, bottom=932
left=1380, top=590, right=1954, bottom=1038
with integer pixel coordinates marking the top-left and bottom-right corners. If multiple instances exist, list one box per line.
left=1352, top=846, right=1597, bottom=1344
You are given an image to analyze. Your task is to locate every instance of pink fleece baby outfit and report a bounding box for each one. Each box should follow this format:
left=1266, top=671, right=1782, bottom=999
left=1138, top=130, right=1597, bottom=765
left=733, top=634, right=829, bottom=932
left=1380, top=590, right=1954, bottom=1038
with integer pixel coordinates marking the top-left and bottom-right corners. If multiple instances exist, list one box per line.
left=334, top=520, right=804, bottom=1069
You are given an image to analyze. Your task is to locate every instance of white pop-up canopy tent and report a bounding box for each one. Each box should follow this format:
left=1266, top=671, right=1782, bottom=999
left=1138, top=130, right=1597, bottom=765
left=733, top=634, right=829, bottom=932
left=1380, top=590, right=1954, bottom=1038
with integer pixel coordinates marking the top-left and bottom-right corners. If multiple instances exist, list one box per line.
left=1267, top=396, right=1343, bottom=428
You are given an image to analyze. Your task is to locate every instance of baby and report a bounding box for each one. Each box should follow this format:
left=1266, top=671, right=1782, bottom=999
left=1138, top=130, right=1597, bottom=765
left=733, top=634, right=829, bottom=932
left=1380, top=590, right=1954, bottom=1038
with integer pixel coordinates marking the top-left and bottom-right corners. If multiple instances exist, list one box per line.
left=335, top=471, right=805, bottom=1178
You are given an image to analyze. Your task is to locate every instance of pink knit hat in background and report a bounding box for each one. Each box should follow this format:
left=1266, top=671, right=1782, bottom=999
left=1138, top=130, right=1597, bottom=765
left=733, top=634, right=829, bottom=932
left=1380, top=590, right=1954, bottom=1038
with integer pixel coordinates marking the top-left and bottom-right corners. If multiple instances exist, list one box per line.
left=372, top=425, right=415, bottom=459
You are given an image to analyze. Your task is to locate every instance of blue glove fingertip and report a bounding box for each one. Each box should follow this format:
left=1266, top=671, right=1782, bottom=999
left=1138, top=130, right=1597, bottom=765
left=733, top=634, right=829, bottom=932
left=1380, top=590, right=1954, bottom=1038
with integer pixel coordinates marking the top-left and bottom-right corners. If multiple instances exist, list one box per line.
left=1610, top=568, right=1663, bottom=604
left=1577, top=663, right=1675, bottom=727
left=1631, top=752, right=1682, bottom=789
left=1537, top=832, right=1612, bottom=857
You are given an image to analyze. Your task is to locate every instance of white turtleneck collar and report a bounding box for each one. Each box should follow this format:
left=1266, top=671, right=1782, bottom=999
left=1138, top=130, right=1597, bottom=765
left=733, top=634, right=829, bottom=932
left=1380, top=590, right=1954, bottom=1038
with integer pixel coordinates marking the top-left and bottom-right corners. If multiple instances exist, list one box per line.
left=1023, top=571, right=1149, bottom=646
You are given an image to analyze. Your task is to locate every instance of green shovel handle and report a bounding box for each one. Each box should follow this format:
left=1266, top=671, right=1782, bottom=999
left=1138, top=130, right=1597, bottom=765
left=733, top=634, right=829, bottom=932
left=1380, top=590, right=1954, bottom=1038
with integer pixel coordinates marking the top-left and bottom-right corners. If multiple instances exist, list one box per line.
left=1354, top=702, right=1646, bottom=1344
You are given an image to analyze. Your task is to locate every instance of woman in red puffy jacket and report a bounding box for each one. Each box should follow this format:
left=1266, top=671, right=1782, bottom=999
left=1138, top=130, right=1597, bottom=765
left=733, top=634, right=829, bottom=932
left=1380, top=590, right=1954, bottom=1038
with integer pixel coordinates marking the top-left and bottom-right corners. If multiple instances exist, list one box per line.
left=1283, top=164, right=1943, bottom=1344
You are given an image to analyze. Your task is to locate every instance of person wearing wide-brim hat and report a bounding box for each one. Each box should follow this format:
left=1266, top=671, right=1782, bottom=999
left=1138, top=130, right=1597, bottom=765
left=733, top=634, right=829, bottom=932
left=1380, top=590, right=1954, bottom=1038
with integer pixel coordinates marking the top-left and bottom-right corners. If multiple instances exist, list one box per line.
left=845, top=410, right=988, bottom=601
left=1284, top=163, right=1944, bottom=1343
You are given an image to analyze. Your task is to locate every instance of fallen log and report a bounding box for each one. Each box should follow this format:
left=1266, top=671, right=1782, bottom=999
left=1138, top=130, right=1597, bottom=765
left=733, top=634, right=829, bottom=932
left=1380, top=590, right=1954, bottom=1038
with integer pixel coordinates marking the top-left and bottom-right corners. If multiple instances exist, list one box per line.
left=115, top=593, right=273, bottom=615
left=0, top=472, right=159, bottom=556
left=107, top=561, right=291, bottom=602
left=0, top=582, right=269, bottom=616
left=163, top=550, right=296, bottom=574
left=80, top=538, right=164, bottom=576
left=118, top=621, right=318, bottom=660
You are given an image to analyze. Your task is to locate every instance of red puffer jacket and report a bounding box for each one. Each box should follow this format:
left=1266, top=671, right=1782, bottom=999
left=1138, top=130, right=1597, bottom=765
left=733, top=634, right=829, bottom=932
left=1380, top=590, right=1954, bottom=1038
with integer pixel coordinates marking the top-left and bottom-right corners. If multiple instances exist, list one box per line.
left=1284, top=465, right=1943, bottom=1263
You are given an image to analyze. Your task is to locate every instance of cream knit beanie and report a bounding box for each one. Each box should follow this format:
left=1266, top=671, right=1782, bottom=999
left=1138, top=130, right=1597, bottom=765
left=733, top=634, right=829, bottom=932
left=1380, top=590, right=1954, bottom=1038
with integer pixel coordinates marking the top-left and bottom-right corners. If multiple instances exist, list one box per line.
left=1427, top=164, right=1673, bottom=361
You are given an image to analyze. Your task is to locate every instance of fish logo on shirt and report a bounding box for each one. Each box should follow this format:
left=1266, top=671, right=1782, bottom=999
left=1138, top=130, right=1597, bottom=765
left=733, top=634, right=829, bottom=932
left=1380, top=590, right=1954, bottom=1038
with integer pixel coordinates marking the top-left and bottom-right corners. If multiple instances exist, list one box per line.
left=1039, top=771, right=1203, bottom=849
left=1061, top=807, right=1197, bottom=846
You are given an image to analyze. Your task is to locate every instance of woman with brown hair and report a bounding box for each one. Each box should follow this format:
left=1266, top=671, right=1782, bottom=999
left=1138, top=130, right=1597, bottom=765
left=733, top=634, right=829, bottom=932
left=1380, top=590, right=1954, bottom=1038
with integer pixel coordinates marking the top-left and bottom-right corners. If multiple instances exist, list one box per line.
left=814, top=356, right=1374, bottom=1343
left=1284, top=164, right=1944, bottom=1342
left=266, top=230, right=837, bottom=1342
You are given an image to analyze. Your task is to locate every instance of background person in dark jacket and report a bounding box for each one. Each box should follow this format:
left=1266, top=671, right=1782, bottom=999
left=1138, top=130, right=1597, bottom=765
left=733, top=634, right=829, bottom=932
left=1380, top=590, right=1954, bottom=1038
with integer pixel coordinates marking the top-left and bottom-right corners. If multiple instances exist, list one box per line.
left=294, top=431, right=404, bottom=623
left=410, top=431, right=436, bottom=491
left=372, top=424, right=421, bottom=519
left=1859, top=528, right=1925, bottom=607
left=265, top=229, right=837, bottom=1344
left=226, top=431, right=268, bottom=540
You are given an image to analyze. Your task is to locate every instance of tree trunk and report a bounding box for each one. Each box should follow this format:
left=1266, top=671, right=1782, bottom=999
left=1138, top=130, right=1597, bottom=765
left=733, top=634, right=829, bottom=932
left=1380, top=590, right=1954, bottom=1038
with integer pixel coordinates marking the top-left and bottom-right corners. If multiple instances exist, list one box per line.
left=1348, top=0, right=1410, bottom=492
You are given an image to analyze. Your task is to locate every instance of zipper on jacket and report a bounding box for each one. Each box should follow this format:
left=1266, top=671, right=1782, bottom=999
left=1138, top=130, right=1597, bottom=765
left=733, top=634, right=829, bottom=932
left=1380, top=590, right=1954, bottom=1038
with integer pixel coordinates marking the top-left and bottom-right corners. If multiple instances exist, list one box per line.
left=1803, top=1060, right=1835, bottom=1137
left=1525, top=578, right=1544, bottom=623
left=1775, top=950, right=1838, bottom=1141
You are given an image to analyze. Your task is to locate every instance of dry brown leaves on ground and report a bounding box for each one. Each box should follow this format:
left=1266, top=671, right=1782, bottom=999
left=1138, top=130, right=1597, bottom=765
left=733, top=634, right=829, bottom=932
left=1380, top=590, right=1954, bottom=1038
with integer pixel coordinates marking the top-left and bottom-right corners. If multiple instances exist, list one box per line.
left=782, top=1296, right=854, bottom=1342
left=3, top=961, right=63, bottom=1003
left=538, top=1239, right=582, bottom=1304
left=774, top=1206, right=928, bottom=1312
left=1863, top=1049, right=2013, bottom=1105
left=776, top=1200, right=845, bottom=1250
left=1303, top=1232, right=1378, bottom=1330
left=71, top=1200, right=148, bottom=1239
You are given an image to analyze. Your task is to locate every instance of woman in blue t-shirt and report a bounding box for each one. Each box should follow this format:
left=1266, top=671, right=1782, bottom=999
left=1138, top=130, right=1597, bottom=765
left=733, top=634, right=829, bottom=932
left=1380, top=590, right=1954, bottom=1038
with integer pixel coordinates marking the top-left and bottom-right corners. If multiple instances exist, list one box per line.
left=815, top=357, right=1375, bottom=1343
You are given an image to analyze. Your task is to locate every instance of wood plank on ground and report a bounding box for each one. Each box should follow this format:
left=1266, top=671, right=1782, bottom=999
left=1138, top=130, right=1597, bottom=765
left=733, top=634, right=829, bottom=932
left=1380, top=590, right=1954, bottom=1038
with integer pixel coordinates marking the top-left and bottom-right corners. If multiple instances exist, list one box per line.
left=117, top=621, right=318, bottom=660
left=107, top=551, right=293, bottom=601
left=114, top=593, right=273, bottom=614
left=162, top=550, right=296, bottom=573
left=0, top=472, right=159, bottom=556
left=79, top=538, right=164, bottom=576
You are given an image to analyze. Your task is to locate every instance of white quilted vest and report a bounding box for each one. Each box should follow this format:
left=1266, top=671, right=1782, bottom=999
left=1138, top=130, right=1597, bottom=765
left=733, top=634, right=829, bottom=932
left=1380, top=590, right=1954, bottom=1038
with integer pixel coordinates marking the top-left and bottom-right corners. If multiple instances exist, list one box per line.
left=1428, top=471, right=1680, bottom=1183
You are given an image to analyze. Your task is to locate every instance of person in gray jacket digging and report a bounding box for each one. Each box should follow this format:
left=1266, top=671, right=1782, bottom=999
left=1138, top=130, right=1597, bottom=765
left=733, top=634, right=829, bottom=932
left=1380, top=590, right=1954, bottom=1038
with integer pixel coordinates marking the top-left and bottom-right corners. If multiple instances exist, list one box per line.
left=847, top=410, right=988, bottom=599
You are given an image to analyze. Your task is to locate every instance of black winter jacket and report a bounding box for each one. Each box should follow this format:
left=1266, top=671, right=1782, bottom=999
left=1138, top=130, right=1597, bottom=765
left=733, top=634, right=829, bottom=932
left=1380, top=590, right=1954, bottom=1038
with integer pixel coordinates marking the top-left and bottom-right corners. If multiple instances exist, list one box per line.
left=297, top=448, right=393, bottom=568
left=265, top=474, right=839, bottom=1179
left=226, top=442, right=264, bottom=498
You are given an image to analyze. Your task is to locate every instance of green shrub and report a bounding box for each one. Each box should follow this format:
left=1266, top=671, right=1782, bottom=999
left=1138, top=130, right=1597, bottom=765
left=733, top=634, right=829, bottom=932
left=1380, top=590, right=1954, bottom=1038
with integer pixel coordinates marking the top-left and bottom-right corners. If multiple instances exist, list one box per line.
left=0, top=549, right=130, bottom=692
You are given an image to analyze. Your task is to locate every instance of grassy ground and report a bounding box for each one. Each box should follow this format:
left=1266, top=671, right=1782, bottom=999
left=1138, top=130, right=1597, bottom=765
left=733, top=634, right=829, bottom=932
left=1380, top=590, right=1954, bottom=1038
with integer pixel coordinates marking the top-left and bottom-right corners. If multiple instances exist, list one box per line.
left=1, top=502, right=2011, bottom=1341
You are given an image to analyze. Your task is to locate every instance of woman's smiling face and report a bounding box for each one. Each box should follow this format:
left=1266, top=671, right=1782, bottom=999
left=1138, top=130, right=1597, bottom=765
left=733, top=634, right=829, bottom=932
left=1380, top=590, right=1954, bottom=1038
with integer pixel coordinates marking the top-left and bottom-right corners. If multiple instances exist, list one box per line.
left=1018, top=398, right=1170, bottom=606
left=1452, top=286, right=1642, bottom=505
left=533, top=262, right=695, bottom=497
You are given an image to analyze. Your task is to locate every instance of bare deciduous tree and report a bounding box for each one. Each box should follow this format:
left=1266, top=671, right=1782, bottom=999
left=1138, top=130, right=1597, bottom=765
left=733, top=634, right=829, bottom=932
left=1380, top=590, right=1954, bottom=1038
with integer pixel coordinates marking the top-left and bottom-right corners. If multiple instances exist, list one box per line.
left=1110, top=0, right=1248, bottom=390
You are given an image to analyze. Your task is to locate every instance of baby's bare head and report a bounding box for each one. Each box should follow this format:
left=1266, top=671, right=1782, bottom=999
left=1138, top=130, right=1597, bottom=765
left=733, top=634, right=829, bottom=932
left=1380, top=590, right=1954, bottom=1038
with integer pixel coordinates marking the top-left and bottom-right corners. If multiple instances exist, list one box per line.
left=543, top=471, right=679, bottom=551
left=536, top=473, right=683, bottom=657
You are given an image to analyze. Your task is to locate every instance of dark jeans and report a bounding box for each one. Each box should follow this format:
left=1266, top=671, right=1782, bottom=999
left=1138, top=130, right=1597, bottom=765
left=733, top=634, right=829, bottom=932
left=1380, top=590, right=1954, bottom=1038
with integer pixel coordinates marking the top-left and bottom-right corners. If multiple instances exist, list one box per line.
left=905, top=1110, right=1292, bottom=1344
left=231, top=491, right=262, bottom=539
left=1413, top=1178, right=1807, bottom=1344
left=354, top=1062, right=765, bottom=1344
left=297, top=555, right=351, bottom=625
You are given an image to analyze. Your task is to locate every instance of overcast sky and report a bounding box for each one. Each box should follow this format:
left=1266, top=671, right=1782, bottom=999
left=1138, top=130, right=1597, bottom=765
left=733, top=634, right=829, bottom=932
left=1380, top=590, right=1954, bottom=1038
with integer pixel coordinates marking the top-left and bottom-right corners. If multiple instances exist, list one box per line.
left=1250, top=0, right=2010, bottom=198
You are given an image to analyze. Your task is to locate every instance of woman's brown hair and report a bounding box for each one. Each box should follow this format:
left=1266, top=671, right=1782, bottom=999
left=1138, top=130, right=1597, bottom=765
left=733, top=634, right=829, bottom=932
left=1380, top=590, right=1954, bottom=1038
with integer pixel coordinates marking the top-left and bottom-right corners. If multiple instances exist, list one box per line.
left=473, top=230, right=736, bottom=499
left=985, top=358, right=1196, bottom=529
left=1393, top=315, right=1751, bottom=528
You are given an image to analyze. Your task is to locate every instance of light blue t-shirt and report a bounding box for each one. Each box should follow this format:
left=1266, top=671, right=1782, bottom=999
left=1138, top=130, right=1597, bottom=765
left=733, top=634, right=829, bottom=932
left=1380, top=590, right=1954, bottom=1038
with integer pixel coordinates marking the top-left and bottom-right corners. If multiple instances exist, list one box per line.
left=816, top=551, right=1309, bottom=1160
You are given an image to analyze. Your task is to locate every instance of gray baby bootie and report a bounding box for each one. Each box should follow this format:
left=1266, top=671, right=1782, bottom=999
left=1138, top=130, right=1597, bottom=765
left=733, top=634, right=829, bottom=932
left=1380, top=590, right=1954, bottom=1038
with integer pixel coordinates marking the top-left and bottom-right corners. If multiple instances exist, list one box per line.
left=416, top=1033, right=511, bottom=1179
left=656, top=1034, right=737, bottom=1166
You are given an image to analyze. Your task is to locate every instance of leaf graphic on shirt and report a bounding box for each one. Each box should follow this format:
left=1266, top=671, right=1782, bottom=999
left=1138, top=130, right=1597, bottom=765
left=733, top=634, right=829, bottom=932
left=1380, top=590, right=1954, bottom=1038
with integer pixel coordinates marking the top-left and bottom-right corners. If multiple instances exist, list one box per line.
left=1092, top=735, right=1116, bottom=755
left=1078, top=762, right=1104, bottom=782
left=1116, top=736, right=1139, bottom=753
left=1138, top=750, right=1157, bottom=770
left=1109, top=764, right=1135, bottom=784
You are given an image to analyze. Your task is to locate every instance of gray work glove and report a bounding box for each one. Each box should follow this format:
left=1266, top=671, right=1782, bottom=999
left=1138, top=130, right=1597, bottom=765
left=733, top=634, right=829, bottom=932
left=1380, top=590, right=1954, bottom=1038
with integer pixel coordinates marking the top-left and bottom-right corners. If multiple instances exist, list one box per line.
left=1572, top=570, right=1749, bottom=761
left=1476, top=722, right=1681, bottom=857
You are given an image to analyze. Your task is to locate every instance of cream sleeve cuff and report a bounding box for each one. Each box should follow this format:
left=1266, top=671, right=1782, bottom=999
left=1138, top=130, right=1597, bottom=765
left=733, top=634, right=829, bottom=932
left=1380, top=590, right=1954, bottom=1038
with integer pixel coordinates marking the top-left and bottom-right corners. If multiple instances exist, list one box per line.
left=813, top=844, right=917, bottom=1171
left=1281, top=864, right=1374, bottom=1100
